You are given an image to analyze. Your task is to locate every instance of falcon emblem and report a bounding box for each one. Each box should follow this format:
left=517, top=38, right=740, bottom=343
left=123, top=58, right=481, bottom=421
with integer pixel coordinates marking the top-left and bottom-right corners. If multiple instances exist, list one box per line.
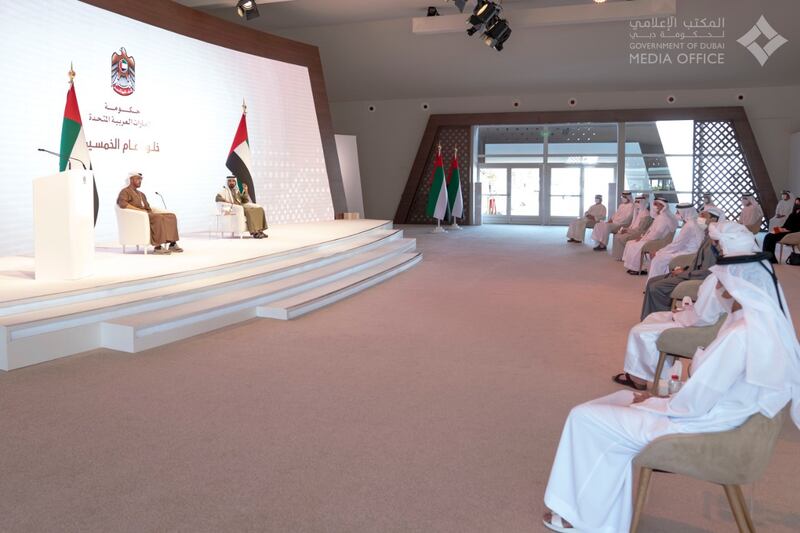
left=111, top=47, right=136, bottom=96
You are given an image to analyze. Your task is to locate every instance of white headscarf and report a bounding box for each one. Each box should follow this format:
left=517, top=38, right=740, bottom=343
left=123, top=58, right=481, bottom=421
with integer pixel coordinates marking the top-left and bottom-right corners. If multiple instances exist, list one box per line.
left=710, top=221, right=759, bottom=257
left=709, top=260, right=799, bottom=427
left=704, top=206, right=726, bottom=221
left=676, top=204, right=698, bottom=223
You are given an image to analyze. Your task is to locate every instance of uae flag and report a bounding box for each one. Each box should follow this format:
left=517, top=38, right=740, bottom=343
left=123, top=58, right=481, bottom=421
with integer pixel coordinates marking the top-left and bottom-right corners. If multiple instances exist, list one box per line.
left=447, top=152, right=464, bottom=219
left=60, top=79, right=98, bottom=223
left=226, top=111, right=256, bottom=203
left=425, top=151, right=449, bottom=220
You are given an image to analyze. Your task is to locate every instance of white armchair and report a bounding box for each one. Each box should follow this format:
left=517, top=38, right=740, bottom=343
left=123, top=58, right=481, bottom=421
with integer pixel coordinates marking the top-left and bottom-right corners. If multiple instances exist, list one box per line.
left=115, top=205, right=151, bottom=254
left=212, top=202, right=246, bottom=238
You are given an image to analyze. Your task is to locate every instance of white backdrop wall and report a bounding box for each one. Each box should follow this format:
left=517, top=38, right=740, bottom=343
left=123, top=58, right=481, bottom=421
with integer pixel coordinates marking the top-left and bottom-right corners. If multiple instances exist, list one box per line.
left=0, top=1, right=334, bottom=256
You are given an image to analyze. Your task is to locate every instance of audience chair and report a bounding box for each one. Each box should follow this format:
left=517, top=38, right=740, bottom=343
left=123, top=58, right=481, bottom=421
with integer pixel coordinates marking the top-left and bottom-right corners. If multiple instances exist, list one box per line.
left=668, top=253, right=695, bottom=271
left=651, top=313, right=727, bottom=394
left=776, top=232, right=800, bottom=263
left=669, top=279, right=704, bottom=311
left=115, top=205, right=151, bottom=254
left=631, top=406, right=787, bottom=533
left=638, top=233, right=676, bottom=274
left=746, top=223, right=761, bottom=235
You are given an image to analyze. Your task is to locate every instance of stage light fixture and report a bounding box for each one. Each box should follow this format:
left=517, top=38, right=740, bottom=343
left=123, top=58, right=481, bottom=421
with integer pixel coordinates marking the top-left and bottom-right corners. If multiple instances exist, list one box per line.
left=427, top=6, right=440, bottom=17
left=452, top=0, right=468, bottom=13
left=236, top=0, right=260, bottom=21
left=466, top=1, right=500, bottom=36
left=482, top=16, right=511, bottom=51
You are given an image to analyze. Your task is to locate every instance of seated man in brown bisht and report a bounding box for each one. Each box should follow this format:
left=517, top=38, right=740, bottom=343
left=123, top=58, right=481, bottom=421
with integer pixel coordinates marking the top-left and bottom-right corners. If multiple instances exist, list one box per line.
left=215, top=176, right=268, bottom=239
left=117, top=172, right=183, bottom=255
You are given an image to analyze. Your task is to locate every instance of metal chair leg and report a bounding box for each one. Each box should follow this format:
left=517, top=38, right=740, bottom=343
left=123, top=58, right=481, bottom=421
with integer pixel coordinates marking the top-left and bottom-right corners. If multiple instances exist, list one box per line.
left=724, top=484, right=753, bottom=533
left=652, top=352, right=668, bottom=394
left=630, top=467, right=653, bottom=533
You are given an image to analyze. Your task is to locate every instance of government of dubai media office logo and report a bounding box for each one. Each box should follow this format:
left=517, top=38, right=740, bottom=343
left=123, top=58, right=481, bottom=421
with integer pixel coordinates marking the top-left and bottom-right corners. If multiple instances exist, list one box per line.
left=738, top=15, right=788, bottom=66
left=111, top=47, right=136, bottom=96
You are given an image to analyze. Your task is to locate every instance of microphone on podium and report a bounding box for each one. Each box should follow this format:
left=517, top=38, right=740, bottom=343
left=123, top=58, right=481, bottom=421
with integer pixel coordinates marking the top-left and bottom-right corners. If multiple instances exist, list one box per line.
left=37, top=147, right=87, bottom=170
left=155, top=191, right=168, bottom=210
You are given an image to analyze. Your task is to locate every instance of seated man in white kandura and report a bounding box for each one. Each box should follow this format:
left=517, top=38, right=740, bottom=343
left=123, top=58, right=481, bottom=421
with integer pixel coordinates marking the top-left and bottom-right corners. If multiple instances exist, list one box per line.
left=769, top=190, right=794, bottom=231
left=591, top=191, right=634, bottom=251
left=615, top=221, right=781, bottom=391
left=645, top=203, right=706, bottom=280
left=701, top=192, right=717, bottom=212
left=622, top=196, right=678, bottom=274
left=541, top=237, right=799, bottom=532
left=566, top=195, right=606, bottom=243
left=739, top=194, right=764, bottom=233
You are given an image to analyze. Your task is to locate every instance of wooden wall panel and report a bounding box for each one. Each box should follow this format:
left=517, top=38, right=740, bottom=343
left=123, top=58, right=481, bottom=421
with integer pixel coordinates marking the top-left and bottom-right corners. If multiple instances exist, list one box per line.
left=79, top=0, right=347, bottom=215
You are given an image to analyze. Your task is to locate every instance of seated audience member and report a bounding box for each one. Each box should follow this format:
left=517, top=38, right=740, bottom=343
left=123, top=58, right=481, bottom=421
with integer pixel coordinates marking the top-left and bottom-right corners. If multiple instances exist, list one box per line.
left=700, top=193, right=717, bottom=212
left=616, top=222, right=778, bottom=391
left=612, top=195, right=653, bottom=260
left=117, top=172, right=182, bottom=255
left=622, top=197, right=678, bottom=274
left=566, top=195, right=606, bottom=243
left=541, top=244, right=798, bottom=532
left=738, top=194, right=764, bottom=233
left=646, top=204, right=705, bottom=280
left=215, top=176, right=268, bottom=239
left=769, top=190, right=794, bottom=231
left=591, top=192, right=634, bottom=251
left=763, top=196, right=800, bottom=263
left=640, top=207, right=724, bottom=319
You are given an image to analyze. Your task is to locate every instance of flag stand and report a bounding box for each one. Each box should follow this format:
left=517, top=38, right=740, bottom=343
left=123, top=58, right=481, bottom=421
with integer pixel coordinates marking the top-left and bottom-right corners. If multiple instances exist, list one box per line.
left=448, top=218, right=462, bottom=230
left=432, top=219, right=447, bottom=233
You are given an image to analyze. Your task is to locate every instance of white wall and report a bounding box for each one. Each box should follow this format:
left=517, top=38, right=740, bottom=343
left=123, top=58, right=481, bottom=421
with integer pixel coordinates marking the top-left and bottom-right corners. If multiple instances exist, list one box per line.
left=330, top=86, right=800, bottom=220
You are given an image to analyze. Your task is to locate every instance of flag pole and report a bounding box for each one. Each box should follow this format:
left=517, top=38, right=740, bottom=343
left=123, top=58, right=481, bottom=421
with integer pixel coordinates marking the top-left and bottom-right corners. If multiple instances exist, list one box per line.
left=448, top=146, right=462, bottom=231
left=432, top=143, right=447, bottom=234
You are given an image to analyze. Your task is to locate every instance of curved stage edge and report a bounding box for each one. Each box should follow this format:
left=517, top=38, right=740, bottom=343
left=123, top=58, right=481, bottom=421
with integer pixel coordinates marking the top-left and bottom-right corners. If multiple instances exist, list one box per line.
left=0, top=220, right=421, bottom=371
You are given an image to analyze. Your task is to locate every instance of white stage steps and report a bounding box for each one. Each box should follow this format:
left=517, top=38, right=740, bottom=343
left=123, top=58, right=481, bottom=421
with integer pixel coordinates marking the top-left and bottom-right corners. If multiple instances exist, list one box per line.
left=0, top=223, right=420, bottom=370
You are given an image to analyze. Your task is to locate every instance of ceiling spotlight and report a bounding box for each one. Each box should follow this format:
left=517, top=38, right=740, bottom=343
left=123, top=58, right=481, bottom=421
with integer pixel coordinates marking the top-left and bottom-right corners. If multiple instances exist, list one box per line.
left=236, top=0, right=260, bottom=21
left=427, top=6, right=440, bottom=17
left=467, top=1, right=501, bottom=36
left=482, top=17, right=511, bottom=51
left=593, top=0, right=607, bottom=3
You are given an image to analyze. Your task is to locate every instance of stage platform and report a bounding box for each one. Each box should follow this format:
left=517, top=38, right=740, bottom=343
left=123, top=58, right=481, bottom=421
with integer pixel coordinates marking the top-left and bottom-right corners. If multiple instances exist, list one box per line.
left=0, top=220, right=420, bottom=371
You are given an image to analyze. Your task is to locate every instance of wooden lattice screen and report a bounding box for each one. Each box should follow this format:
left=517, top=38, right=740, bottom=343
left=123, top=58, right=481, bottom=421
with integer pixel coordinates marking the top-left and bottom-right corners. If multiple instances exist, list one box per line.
left=693, top=121, right=766, bottom=229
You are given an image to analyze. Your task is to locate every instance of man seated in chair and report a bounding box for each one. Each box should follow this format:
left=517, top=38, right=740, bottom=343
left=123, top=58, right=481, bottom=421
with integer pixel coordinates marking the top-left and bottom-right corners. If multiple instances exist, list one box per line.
left=215, top=176, right=268, bottom=239
left=590, top=192, right=634, bottom=251
left=640, top=207, right=725, bottom=318
left=622, top=196, right=678, bottom=275
left=700, top=192, right=717, bottom=212
left=763, top=196, right=800, bottom=263
left=614, top=222, right=781, bottom=391
left=566, top=195, right=606, bottom=243
left=738, top=194, right=764, bottom=233
left=645, top=203, right=706, bottom=281
left=541, top=232, right=798, bottom=532
left=116, top=172, right=182, bottom=255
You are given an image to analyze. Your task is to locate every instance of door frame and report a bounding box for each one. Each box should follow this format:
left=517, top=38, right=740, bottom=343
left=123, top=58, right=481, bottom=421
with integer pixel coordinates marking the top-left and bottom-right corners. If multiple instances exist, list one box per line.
left=544, top=163, right=617, bottom=225
left=478, top=163, right=544, bottom=224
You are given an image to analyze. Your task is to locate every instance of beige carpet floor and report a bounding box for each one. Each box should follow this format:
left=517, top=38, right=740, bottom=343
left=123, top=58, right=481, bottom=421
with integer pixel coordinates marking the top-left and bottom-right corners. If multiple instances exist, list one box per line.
left=1, top=224, right=798, bottom=532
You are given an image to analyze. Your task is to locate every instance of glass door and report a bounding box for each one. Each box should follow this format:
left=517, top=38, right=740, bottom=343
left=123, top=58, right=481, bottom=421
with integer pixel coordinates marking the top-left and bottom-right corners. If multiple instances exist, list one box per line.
left=479, top=166, right=509, bottom=223
left=510, top=167, right=542, bottom=224
left=548, top=166, right=582, bottom=224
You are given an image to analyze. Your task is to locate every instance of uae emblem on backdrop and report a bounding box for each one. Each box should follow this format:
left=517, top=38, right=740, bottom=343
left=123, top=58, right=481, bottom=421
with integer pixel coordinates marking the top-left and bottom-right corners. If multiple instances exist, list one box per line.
left=425, top=144, right=449, bottom=233
left=111, top=47, right=136, bottom=96
left=225, top=99, right=257, bottom=202
left=60, top=63, right=99, bottom=224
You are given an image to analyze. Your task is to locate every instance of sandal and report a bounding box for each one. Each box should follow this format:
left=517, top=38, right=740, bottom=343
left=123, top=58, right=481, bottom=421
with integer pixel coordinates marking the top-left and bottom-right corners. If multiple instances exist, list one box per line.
left=613, top=372, right=647, bottom=391
left=543, top=512, right=574, bottom=532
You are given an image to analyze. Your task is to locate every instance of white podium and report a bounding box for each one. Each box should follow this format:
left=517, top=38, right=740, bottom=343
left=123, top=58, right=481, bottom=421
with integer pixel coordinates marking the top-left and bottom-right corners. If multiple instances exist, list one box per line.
left=33, top=169, right=95, bottom=280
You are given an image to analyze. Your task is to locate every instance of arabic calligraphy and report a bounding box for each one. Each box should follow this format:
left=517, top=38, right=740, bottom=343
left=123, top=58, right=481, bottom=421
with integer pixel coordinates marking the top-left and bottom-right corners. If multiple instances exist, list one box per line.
left=87, top=138, right=161, bottom=153
left=628, top=15, right=727, bottom=65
